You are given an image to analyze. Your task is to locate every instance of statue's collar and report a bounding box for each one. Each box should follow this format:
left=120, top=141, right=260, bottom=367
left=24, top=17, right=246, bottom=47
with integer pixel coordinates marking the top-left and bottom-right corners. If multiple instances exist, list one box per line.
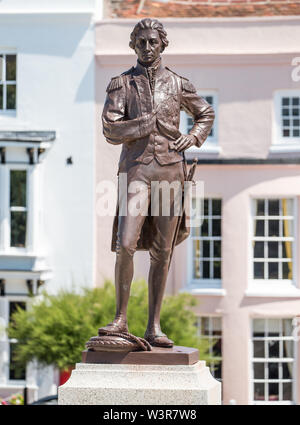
left=134, top=58, right=164, bottom=78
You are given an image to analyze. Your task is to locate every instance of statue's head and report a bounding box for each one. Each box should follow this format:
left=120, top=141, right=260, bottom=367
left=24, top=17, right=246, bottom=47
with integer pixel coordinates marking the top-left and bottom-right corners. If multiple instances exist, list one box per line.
left=129, top=18, right=169, bottom=65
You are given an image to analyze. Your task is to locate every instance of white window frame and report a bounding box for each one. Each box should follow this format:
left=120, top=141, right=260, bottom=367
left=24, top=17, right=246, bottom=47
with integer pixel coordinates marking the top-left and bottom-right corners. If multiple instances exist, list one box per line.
left=0, top=53, right=17, bottom=114
left=247, top=196, right=299, bottom=297
left=272, top=90, right=300, bottom=153
left=180, top=91, right=219, bottom=154
left=187, top=197, right=223, bottom=293
left=0, top=163, right=37, bottom=255
left=250, top=318, right=297, bottom=405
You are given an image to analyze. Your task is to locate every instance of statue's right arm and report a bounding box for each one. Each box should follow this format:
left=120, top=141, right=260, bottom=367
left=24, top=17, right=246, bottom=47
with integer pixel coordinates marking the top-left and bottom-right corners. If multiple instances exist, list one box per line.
left=102, top=76, right=156, bottom=145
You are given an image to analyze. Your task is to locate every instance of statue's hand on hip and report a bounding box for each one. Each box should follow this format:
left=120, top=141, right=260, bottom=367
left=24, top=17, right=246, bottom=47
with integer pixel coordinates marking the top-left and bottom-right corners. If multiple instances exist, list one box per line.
left=174, top=134, right=197, bottom=152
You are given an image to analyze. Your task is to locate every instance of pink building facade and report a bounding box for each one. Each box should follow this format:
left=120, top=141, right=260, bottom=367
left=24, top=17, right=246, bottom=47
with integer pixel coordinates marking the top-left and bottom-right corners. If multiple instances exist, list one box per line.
left=95, top=16, right=300, bottom=404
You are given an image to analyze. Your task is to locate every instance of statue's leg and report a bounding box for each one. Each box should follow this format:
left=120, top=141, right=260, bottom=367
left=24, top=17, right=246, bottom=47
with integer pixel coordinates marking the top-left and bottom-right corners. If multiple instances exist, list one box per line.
left=100, top=178, right=149, bottom=333
left=145, top=161, right=184, bottom=347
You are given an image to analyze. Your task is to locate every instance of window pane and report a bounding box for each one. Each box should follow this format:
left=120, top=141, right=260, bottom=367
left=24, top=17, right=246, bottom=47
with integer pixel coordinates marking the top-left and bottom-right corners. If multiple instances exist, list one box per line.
left=269, top=383, right=279, bottom=401
left=213, top=240, right=221, bottom=258
left=212, top=338, right=222, bottom=357
left=204, top=199, right=209, bottom=216
left=203, top=261, right=210, bottom=278
left=253, top=340, right=265, bottom=358
left=6, top=55, right=16, bottom=81
left=253, top=319, right=265, bottom=337
left=212, top=199, right=221, bottom=216
left=203, top=240, right=209, bottom=258
left=193, top=260, right=200, bottom=279
left=254, top=241, right=264, bottom=258
left=256, top=200, right=265, bottom=216
left=268, top=362, right=279, bottom=379
left=254, top=383, right=265, bottom=401
left=212, top=219, right=221, bottom=236
left=10, top=170, right=26, bottom=207
left=6, top=84, right=16, bottom=109
left=10, top=211, right=27, bottom=247
left=282, top=219, right=293, bottom=237
left=268, top=242, right=278, bottom=258
left=255, top=220, right=265, bottom=236
left=201, top=219, right=208, bottom=236
left=268, top=200, right=279, bottom=216
left=282, top=362, right=293, bottom=379
left=254, top=262, right=264, bottom=279
left=254, top=362, right=264, bottom=379
left=268, top=319, right=280, bottom=337
left=282, top=340, right=294, bottom=359
left=282, top=262, right=292, bottom=279
left=282, top=241, right=292, bottom=259
left=282, top=383, right=292, bottom=401
left=268, top=262, right=278, bottom=279
left=212, top=317, right=222, bottom=335
left=0, top=84, right=3, bottom=109
left=268, top=220, right=279, bottom=237
left=282, top=97, right=290, bottom=106
left=282, top=319, right=292, bottom=337
left=268, top=340, right=279, bottom=358
left=213, top=261, right=221, bottom=279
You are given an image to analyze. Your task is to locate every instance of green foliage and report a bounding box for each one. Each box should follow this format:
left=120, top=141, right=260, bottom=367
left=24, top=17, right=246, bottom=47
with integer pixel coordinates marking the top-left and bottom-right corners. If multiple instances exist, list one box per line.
left=8, top=280, right=211, bottom=372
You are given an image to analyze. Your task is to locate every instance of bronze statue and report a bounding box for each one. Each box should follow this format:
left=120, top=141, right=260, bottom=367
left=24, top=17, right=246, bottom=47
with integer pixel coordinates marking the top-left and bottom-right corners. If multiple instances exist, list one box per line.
left=87, top=18, right=214, bottom=352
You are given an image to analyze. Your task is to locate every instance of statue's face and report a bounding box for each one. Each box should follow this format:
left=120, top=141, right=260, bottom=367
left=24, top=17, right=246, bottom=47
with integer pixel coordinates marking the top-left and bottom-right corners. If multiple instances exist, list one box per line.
left=134, top=28, right=162, bottom=65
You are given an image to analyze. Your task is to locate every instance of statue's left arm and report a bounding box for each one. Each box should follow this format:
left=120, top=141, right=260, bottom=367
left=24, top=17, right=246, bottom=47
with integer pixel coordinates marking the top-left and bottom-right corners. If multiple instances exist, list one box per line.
left=179, top=78, right=215, bottom=148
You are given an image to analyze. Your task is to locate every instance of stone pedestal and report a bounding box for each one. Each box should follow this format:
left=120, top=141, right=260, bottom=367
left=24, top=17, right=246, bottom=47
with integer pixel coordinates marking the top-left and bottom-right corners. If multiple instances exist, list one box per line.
left=58, top=359, right=221, bottom=405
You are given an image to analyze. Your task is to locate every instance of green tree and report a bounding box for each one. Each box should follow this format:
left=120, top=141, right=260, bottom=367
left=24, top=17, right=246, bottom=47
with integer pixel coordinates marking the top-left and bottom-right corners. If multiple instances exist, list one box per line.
left=8, top=280, right=211, bottom=372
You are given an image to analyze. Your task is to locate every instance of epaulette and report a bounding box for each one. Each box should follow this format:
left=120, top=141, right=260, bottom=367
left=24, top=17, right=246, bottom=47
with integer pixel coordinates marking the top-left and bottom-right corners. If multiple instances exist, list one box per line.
left=106, top=75, right=123, bottom=92
left=106, top=67, right=134, bottom=92
left=165, top=67, right=196, bottom=93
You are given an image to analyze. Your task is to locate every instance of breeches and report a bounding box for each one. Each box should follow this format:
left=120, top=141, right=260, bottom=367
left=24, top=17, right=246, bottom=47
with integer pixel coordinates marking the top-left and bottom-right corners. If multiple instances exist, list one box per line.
left=116, top=158, right=185, bottom=263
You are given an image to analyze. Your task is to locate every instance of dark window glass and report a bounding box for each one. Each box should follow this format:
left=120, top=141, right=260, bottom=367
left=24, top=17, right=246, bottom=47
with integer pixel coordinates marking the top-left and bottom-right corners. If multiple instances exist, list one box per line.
left=283, top=129, right=290, bottom=137
left=203, top=240, right=210, bottom=258
left=268, top=242, right=278, bottom=258
left=212, top=199, right=221, bottom=216
left=253, top=340, right=265, bottom=358
left=201, top=219, right=208, bottom=237
left=10, top=170, right=26, bottom=207
left=268, top=200, right=279, bottom=216
left=213, top=240, right=221, bottom=258
left=269, top=383, right=279, bottom=401
left=203, top=261, right=210, bottom=278
left=268, top=340, right=279, bottom=358
left=292, top=97, right=299, bottom=105
left=293, top=119, right=300, bottom=126
left=293, top=129, right=300, bottom=137
left=283, top=383, right=292, bottom=401
left=268, top=362, right=279, bottom=379
left=6, top=55, right=16, bottom=81
left=213, top=261, right=221, bottom=279
left=282, top=262, right=292, bottom=279
left=10, top=211, right=26, bottom=247
left=254, top=362, right=264, bottom=379
left=292, top=108, right=299, bottom=116
left=282, top=108, right=289, bottom=116
left=0, top=85, right=3, bottom=109
left=212, top=219, right=221, bottom=236
left=255, top=220, right=265, bottom=236
left=254, top=262, right=264, bottom=279
left=283, top=119, right=290, bottom=126
left=256, top=200, right=265, bottom=216
left=254, top=383, right=265, bottom=401
left=268, top=220, right=279, bottom=237
left=6, top=84, right=16, bottom=110
left=204, top=199, right=209, bottom=216
left=268, top=262, right=278, bottom=279
left=282, top=97, right=290, bottom=106
left=254, top=241, right=264, bottom=258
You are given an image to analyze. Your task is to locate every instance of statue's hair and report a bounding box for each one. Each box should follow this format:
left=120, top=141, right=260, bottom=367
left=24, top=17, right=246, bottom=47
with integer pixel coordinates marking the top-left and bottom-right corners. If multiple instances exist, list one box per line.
left=129, top=18, right=169, bottom=52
